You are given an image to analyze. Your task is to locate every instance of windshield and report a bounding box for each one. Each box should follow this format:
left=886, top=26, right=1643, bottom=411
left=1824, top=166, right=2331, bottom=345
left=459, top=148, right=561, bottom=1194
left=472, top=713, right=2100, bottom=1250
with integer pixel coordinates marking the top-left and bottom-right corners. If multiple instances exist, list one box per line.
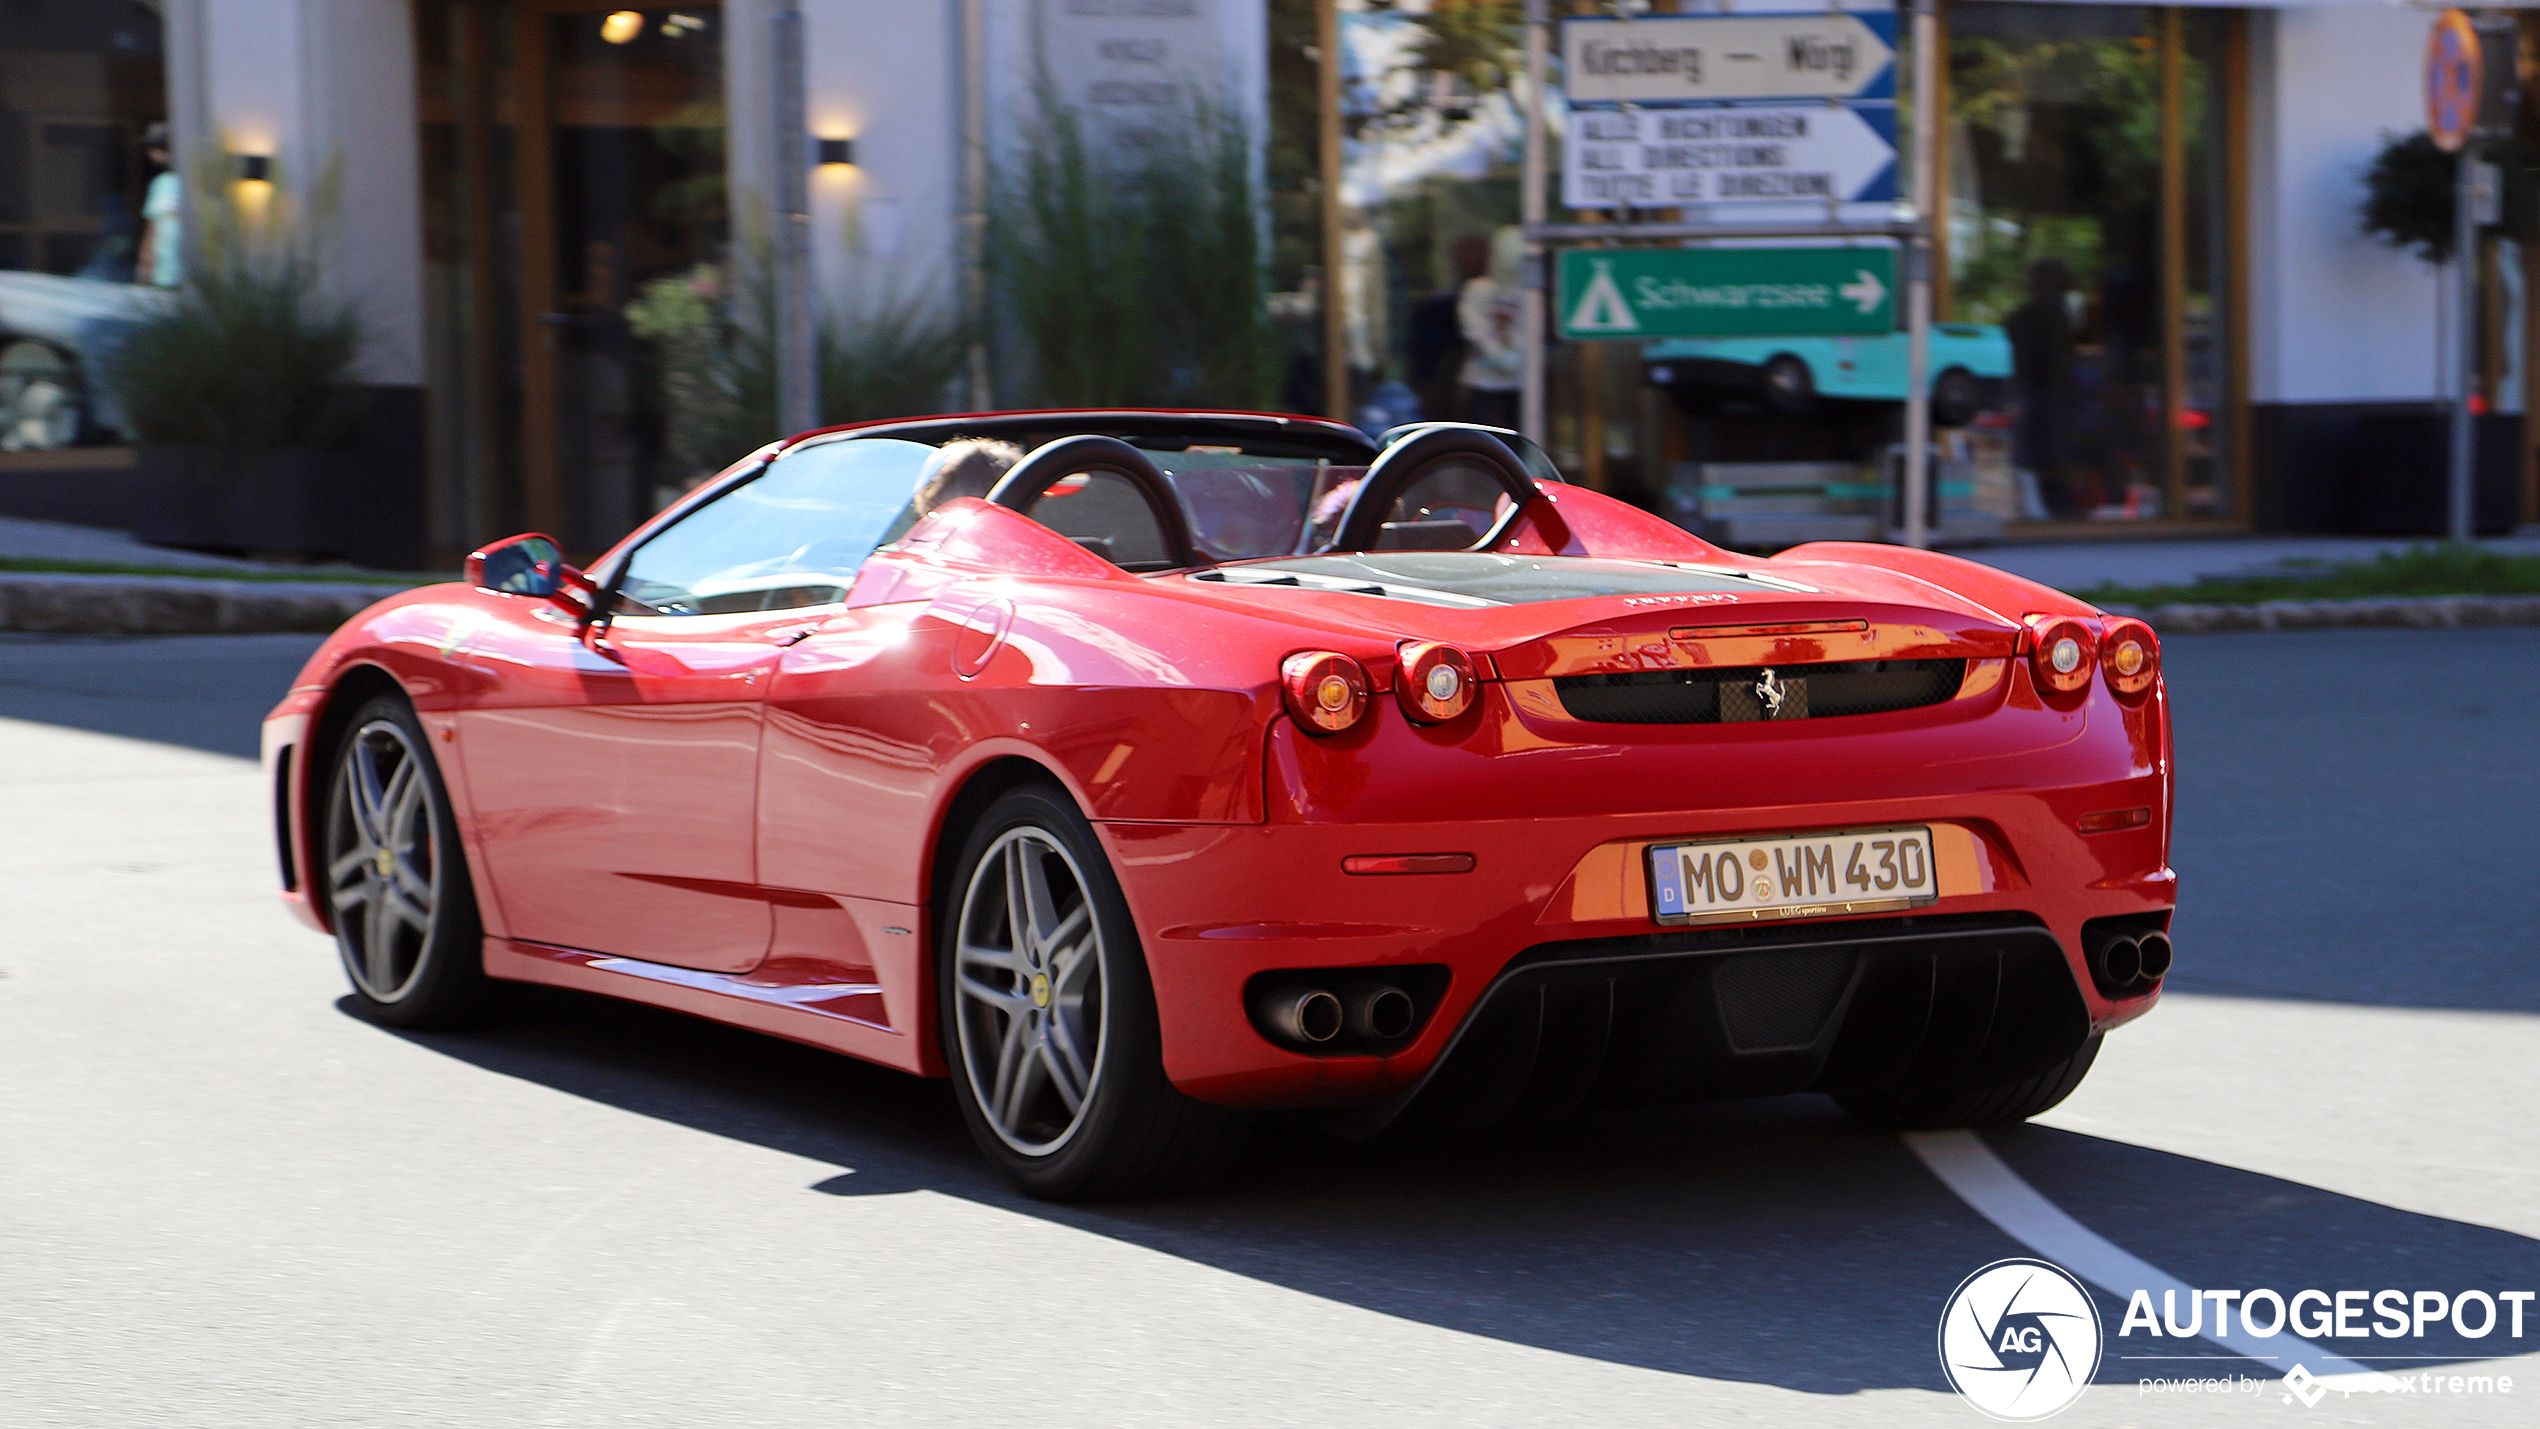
left=1137, top=450, right=1360, bottom=560
left=1136, top=426, right=1558, bottom=561
left=613, top=424, right=1562, bottom=609
left=616, top=439, right=934, bottom=615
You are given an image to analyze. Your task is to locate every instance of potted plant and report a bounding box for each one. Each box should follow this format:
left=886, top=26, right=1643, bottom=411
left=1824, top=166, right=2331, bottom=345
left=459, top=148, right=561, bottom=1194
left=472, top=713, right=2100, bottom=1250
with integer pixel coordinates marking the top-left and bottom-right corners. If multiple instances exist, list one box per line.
left=106, top=158, right=364, bottom=559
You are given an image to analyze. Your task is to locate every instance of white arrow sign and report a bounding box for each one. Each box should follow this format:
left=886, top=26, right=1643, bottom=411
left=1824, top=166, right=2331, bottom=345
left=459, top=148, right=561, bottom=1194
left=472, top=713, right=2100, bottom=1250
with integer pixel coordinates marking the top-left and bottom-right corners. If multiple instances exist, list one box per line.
left=1563, top=13, right=1897, bottom=106
left=1562, top=103, right=1899, bottom=210
left=1838, top=267, right=1886, bottom=315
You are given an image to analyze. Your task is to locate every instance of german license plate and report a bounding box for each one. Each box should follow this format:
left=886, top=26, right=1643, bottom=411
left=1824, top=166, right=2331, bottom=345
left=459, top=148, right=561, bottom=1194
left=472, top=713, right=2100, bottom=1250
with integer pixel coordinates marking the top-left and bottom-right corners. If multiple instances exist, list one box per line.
left=1647, top=826, right=1937, bottom=926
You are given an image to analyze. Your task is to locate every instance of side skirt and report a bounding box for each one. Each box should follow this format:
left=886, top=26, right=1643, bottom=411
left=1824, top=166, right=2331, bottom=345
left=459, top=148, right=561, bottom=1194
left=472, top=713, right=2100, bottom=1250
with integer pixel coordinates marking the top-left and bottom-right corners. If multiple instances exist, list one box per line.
left=483, top=937, right=945, bottom=1077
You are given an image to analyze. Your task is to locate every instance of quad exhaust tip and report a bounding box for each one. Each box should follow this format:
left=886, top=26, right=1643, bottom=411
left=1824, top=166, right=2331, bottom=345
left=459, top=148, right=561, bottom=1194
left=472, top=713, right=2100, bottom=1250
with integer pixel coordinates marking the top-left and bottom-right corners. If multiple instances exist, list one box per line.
left=2135, top=931, right=2174, bottom=981
left=1348, top=985, right=1416, bottom=1042
left=2091, top=929, right=2172, bottom=994
left=1256, top=987, right=1344, bottom=1044
left=2101, top=936, right=2143, bottom=989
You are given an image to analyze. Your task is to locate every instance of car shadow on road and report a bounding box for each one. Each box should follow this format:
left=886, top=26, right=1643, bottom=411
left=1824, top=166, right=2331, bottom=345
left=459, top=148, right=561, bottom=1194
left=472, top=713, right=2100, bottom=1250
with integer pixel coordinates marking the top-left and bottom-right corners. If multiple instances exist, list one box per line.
left=0, top=632, right=323, bottom=760
left=361, top=983, right=2540, bottom=1397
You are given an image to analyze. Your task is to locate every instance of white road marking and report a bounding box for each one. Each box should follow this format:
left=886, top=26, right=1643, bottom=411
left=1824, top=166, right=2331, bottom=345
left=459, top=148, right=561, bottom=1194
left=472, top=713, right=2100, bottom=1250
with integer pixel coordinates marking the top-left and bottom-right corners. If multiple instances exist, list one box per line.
left=1905, top=1129, right=2374, bottom=1378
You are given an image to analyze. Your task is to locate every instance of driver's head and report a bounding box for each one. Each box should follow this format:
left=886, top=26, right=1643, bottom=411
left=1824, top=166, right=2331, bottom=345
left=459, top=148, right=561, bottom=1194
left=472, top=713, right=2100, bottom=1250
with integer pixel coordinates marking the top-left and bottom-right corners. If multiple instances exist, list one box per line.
left=916, top=439, right=1025, bottom=512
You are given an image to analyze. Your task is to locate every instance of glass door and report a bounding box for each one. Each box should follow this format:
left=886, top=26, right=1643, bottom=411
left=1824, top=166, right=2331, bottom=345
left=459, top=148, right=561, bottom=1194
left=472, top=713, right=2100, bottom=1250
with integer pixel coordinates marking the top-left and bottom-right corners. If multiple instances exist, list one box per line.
left=1943, top=3, right=2231, bottom=524
left=418, top=1, right=726, bottom=560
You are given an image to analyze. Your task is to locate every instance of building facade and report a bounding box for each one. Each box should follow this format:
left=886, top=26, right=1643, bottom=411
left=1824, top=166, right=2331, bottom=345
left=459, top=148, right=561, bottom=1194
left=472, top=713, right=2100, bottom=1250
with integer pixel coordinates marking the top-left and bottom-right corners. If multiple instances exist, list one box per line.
left=0, top=0, right=2526, bottom=569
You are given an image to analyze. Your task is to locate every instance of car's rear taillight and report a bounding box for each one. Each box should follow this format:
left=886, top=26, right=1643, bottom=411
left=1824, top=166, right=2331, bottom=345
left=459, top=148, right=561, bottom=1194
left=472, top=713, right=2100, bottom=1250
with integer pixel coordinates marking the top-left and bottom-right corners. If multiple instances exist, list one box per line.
left=1281, top=651, right=1371, bottom=734
left=1395, top=642, right=1478, bottom=723
left=2099, top=617, right=2159, bottom=697
left=2025, top=616, right=2096, bottom=696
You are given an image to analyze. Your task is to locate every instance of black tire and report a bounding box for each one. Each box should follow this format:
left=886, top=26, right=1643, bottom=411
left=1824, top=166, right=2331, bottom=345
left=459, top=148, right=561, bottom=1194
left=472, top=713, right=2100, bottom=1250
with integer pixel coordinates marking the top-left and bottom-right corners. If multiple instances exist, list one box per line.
left=1759, top=353, right=1815, bottom=414
left=321, top=694, right=489, bottom=1028
left=938, top=784, right=1250, bottom=1200
left=1931, top=366, right=1982, bottom=428
left=1835, top=1034, right=2102, bottom=1131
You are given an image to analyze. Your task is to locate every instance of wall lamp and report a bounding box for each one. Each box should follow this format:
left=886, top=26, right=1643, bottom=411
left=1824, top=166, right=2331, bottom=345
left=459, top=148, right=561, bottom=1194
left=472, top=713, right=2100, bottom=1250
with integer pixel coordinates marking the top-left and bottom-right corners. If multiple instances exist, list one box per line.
left=234, top=153, right=272, bottom=182
left=815, top=136, right=855, bottom=168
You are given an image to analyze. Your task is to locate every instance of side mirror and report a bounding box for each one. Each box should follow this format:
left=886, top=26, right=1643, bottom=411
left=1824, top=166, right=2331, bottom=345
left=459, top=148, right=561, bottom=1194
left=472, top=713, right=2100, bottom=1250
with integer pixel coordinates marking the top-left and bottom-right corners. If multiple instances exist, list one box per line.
left=467, top=533, right=575, bottom=601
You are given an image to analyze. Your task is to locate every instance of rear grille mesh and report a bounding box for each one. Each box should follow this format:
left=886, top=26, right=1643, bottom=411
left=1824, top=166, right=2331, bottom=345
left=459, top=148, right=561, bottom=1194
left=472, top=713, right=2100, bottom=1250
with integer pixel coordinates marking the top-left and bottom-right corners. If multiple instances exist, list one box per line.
left=1552, top=659, right=1965, bottom=724
left=1715, top=950, right=1856, bottom=1051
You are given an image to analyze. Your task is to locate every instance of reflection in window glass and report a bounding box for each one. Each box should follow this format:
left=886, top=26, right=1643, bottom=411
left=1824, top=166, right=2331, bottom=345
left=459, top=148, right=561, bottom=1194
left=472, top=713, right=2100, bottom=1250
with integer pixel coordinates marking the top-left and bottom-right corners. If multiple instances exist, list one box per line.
left=1947, top=3, right=2229, bottom=521
left=616, top=438, right=932, bottom=615
left=0, top=3, right=167, bottom=453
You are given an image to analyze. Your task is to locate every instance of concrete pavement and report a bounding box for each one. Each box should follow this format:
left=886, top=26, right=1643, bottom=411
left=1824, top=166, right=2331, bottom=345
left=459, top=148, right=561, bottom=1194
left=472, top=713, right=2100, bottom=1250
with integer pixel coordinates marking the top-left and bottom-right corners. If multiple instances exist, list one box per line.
left=0, top=630, right=2534, bottom=1427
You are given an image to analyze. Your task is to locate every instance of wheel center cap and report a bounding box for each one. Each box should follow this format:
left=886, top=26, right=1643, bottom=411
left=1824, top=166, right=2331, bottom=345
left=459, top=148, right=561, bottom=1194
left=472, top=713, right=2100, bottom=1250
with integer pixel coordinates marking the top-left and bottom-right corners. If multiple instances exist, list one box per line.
left=1030, top=972, right=1051, bottom=1008
left=374, top=847, right=395, bottom=878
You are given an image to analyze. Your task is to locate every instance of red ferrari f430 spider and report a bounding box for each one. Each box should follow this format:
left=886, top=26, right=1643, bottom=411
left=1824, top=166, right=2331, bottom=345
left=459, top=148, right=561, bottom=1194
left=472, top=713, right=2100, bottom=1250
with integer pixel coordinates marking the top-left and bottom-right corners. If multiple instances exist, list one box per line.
left=265, top=413, right=2172, bottom=1198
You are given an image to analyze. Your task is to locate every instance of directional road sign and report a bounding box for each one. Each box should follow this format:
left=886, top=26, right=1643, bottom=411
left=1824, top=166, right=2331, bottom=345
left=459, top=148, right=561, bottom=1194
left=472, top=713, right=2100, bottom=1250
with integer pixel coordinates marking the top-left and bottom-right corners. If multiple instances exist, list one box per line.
left=1561, top=12, right=1898, bottom=107
left=1557, top=246, right=1897, bottom=340
left=1563, top=102, right=1898, bottom=210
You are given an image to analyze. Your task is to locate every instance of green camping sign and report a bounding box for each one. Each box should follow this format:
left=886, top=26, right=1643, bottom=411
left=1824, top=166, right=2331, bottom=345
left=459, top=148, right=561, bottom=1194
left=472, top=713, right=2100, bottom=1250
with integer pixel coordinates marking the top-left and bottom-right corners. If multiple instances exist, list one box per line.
left=1556, top=246, right=1898, bottom=339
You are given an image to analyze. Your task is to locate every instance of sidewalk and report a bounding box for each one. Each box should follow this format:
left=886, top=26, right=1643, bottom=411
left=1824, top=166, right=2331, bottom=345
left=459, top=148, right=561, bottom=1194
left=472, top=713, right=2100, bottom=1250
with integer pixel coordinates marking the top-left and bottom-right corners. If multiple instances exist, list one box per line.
left=1943, top=529, right=2540, bottom=594
left=0, top=514, right=414, bottom=636
left=0, top=513, right=282, bottom=571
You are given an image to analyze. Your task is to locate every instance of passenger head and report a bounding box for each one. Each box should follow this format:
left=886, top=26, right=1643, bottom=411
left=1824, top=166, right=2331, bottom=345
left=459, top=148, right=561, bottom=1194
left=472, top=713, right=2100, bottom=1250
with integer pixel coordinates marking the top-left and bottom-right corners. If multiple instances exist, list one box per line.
left=916, top=438, right=1025, bottom=512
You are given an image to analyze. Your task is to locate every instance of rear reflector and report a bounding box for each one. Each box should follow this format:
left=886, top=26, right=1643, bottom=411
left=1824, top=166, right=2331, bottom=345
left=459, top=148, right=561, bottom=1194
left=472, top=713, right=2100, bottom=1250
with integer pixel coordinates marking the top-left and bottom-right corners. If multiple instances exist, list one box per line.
left=1342, top=853, right=1476, bottom=875
left=2077, top=807, right=2152, bottom=833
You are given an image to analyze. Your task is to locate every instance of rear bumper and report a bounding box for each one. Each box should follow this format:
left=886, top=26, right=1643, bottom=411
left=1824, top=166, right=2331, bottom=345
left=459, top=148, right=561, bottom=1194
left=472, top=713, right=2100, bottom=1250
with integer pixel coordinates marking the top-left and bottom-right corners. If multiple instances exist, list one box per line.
left=1109, top=780, right=2170, bottom=1114
left=1330, top=912, right=2086, bottom=1136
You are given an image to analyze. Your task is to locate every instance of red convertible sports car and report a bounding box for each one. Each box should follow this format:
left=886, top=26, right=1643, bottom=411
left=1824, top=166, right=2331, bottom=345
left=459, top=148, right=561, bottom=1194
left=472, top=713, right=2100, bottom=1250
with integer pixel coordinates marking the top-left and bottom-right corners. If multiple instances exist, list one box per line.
left=264, top=412, right=2172, bottom=1199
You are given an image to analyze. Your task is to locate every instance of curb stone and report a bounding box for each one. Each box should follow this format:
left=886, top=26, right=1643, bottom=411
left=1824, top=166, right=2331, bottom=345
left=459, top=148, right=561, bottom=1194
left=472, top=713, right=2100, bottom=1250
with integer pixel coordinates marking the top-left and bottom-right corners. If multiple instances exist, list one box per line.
left=0, top=573, right=407, bottom=635
left=2099, top=594, right=2540, bottom=634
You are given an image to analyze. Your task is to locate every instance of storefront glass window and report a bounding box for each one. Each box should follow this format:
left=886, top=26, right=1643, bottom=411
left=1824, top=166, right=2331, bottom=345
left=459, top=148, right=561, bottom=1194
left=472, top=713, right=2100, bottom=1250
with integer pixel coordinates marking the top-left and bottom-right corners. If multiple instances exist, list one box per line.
left=1273, top=4, right=1531, bottom=434
left=0, top=1, right=167, bottom=451
left=418, top=1, right=728, bottom=557
left=1947, top=2, right=2231, bottom=521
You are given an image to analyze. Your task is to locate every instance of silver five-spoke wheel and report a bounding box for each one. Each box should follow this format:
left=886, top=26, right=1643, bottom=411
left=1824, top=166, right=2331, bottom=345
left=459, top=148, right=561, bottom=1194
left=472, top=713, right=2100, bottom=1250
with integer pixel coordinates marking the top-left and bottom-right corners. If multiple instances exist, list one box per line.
left=327, top=715, right=441, bottom=1002
left=953, top=827, right=1109, bottom=1155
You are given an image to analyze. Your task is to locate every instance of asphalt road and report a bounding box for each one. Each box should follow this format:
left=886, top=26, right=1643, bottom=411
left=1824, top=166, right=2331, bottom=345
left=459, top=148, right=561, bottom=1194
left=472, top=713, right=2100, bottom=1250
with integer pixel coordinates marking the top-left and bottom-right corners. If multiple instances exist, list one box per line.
left=2, top=627, right=2535, bottom=1427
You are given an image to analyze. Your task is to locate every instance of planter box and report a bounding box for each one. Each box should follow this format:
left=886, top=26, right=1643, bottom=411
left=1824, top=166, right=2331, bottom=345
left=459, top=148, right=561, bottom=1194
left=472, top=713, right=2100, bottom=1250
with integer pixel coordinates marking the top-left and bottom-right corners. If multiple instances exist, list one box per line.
left=2348, top=413, right=2520, bottom=537
left=132, top=445, right=353, bottom=559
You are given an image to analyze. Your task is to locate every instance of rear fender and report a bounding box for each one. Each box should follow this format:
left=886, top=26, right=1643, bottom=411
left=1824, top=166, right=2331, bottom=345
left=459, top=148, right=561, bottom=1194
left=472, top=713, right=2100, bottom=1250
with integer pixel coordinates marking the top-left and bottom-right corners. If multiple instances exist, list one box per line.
left=1774, top=542, right=2099, bottom=619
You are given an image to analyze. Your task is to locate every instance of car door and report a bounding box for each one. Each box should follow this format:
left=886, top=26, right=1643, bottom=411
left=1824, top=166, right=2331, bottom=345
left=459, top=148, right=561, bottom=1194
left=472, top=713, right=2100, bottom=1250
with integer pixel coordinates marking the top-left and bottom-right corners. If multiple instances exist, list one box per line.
left=456, top=436, right=941, bottom=973
left=457, top=604, right=794, bottom=973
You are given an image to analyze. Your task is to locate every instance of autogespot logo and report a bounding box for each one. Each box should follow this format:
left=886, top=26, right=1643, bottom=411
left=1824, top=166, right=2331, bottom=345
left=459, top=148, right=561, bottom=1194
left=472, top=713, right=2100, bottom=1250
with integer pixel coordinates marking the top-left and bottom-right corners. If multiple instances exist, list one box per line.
left=1939, top=1258, right=2104, bottom=1421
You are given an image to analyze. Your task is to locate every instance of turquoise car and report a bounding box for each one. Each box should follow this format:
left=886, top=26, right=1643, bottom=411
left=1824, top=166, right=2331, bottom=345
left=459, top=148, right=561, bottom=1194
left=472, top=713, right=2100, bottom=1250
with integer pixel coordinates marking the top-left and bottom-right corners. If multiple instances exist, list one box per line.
left=1643, top=323, right=2012, bottom=427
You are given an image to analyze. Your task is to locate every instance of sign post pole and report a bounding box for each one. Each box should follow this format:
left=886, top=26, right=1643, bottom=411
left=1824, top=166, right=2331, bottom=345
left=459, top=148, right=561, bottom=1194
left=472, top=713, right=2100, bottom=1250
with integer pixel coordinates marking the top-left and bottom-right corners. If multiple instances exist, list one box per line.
left=1521, top=0, right=1550, bottom=446
left=2451, top=137, right=2477, bottom=543
left=1318, top=0, right=1349, bottom=424
left=2426, top=7, right=2500, bottom=543
left=770, top=0, right=816, bottom=438
left=1901, top=0, right=1938, bottom=551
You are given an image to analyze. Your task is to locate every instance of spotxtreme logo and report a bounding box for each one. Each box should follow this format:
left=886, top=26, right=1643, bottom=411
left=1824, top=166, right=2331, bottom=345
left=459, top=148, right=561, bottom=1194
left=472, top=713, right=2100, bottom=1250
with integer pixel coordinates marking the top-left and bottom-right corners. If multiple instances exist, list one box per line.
left=1939, top=1258, right=2104, bottom=1421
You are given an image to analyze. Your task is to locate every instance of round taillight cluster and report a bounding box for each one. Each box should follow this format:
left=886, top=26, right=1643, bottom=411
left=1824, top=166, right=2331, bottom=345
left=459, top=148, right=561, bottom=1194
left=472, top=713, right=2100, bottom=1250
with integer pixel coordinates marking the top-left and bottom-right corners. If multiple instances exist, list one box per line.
left=2100, top=617, right=2160, bottom=698
left=1280, top=651, right=1370, bottom=734
left=1395, top=641, right=1478, bottom=723
left=2026, top=616, right=2096, bottom=696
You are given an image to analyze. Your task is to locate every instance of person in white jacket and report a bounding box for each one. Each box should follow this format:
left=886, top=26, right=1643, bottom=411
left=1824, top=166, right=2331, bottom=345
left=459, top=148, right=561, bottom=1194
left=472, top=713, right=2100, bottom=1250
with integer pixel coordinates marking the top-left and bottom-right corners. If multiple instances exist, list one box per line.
left=1455, top=225, right=1523, bottom=427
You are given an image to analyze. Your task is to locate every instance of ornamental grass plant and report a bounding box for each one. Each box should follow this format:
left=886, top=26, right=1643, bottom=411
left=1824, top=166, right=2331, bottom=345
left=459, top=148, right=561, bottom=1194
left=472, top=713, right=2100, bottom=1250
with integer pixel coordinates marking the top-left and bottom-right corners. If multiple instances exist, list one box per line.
left=991, top=75, right=1273, bottom=409
left=105, top=154, right=364, bottom=450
